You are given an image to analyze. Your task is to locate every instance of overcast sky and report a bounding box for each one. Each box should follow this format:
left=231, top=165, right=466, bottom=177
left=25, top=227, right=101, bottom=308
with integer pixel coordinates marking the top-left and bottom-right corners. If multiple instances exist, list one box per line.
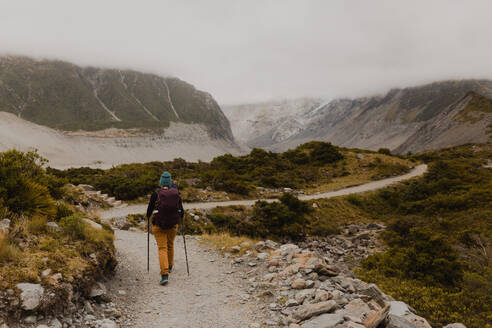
left=1, top=0, right=492, bottom=104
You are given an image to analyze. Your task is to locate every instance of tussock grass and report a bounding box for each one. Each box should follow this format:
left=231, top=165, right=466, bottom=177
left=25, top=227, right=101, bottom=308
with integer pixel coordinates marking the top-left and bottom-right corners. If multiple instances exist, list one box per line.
left=0, top=232, right=21, bottom=264
left=199, top=233, right=258, bottom=255
left=27, top=215, right=48, bottom=234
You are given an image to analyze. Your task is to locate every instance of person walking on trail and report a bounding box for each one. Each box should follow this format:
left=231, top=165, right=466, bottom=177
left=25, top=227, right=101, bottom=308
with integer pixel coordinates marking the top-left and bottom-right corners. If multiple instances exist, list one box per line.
left=146, top=171, right=184, bottom=285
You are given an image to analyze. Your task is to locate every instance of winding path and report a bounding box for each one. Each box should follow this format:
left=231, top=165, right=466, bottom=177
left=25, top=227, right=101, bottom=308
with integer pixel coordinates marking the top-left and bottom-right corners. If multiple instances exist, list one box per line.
left=100, top=164, right=427, bottom=327
left=100, top=164, right=427, bottom=220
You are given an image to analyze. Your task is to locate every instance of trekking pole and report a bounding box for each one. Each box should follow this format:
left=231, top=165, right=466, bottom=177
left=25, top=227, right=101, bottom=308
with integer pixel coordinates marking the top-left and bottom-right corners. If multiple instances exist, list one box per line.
left=181, top=223, right=190, bottom=276
left=147, top=216, right=150, bottom=273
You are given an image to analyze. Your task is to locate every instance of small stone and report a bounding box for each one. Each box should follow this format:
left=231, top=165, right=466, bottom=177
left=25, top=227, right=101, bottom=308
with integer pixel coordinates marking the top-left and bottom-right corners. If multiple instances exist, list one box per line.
left=291, top=279, right=307, bottom=289
left=36, top=325, right=49, bottom=328
left=118, top=290, right=126, bottom=296
left=443, top=324, right=467, bottom=328
left=41, top=269, right=52, bottom=278
left=24, top=315, right=37, bottom=324
left=0, top=219, right=11, bottom=233
left=248, top=262, right=257, bottom=267
left=285, top=299, right=299, bottom=307
left=240, top=241, right=251, bottom=248
left=89, top=282, right=107, bottom=298
left=93, top=319, right=118, bottom=328
left=257, top=252, right=269, bottom=260
left=50, top=318, right=62, bottom=328
left=249, top=323, right=260, bottom=328
left=230, top=246, right=241, bottom=253
left=293, top=300, right=337, bottom=321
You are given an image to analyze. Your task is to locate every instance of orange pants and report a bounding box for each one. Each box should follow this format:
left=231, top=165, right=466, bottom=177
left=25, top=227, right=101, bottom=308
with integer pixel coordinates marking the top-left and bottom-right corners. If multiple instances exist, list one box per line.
left=152, top=224, right=178, bottom=275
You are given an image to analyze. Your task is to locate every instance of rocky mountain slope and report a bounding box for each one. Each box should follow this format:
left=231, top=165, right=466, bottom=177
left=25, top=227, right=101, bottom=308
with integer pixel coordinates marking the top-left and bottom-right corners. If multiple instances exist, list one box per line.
left=225, top=80, right=492, bottom=153
left=0, top=112, right=241, bottom=169
left=0, top=56, right=233, bottom=141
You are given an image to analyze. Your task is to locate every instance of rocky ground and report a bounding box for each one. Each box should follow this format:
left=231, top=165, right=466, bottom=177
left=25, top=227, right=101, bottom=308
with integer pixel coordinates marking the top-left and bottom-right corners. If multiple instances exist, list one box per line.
left=2, top=168, right=468, bottom=328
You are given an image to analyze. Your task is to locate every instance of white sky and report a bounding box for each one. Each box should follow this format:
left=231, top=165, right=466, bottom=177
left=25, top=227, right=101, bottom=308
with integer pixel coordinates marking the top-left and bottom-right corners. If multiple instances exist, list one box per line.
left=1, top=0, right=492, bottom=104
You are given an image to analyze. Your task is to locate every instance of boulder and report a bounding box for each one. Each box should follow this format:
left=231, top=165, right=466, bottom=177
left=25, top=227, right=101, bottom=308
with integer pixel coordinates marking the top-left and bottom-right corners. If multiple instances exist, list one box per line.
left=16, top=283, right=44, bottom=310
left=389, top=301, right=411, bottom=316
left=300, top=311, right=345, bottom=328
left=358, top=284, right=386, bottom=307
left=342, top=299, right=371, bottom=322
left=83, top=218, right=102, bottom=230
left=386, top=314, right=418, bottom=328
left=46, top=221, right=62, bottom=232
left=293, top=300, right=337, bottom=321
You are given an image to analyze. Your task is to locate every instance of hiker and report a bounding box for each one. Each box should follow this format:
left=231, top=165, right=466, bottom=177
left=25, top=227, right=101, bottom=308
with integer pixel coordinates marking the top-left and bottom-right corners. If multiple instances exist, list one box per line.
left=146, top=171, right=184, bottom=285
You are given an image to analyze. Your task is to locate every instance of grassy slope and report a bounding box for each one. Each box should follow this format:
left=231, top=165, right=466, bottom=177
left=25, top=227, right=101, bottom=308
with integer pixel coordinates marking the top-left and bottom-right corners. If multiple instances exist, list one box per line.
left=48, top=142, right=413, bottom=201
left=0, top=150, right=115, bottom=317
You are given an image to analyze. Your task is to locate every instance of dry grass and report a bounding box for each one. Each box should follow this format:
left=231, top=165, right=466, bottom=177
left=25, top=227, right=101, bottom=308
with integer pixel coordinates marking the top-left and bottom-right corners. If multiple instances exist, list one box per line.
left=27, top=215, right=48, bottom=234
left=0, top=231, right=21, bottom=264
left=199, top=233, right=258, bottom=255
left=306, top=152, right=414, bottom=195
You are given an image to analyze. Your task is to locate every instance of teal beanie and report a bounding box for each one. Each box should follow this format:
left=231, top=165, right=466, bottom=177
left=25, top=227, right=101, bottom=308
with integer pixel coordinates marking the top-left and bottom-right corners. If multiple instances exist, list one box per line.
left=159, top=171, right=172, bottom=187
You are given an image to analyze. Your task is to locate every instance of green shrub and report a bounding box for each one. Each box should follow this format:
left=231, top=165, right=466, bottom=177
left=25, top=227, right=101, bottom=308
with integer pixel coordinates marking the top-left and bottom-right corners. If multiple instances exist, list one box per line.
left=59, top=216, right=86, bottom=240
left=378, top=148, right=391, bottom=155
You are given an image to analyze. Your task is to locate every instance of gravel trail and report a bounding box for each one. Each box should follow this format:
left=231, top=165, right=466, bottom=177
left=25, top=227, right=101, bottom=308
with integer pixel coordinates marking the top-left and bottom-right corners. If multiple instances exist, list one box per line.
left=100, top=164, right=427, bottom=327
left=100, top=164, right=427, bottom=220
left=106, top=230, right=262, bottom=328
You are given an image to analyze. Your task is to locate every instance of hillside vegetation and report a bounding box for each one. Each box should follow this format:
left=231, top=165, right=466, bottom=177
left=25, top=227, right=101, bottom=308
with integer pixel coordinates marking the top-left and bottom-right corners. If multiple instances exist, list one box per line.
left=0, top=150, right=115, bottom=318
left=48, top=142, right=412, bottom=201
left=0, top=56, right=233, bottom=140
left=180, top=144, right=491, bottom=327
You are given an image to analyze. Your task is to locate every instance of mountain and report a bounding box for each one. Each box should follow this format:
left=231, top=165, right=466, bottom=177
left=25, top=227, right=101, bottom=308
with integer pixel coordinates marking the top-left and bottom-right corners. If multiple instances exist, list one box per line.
left=0, top=56, right=233, bottom=141
left=225, top=80, right=492, bottom=153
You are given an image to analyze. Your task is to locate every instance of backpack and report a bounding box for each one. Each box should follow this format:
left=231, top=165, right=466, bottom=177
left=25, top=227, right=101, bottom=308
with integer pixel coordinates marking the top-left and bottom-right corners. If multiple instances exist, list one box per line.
left=154, top=188, right=181, bottom=229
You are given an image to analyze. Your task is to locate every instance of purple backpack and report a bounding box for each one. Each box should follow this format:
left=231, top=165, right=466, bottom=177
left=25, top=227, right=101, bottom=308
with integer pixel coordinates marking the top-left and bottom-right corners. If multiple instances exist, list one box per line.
left=154, top=188, right=181, bottom=229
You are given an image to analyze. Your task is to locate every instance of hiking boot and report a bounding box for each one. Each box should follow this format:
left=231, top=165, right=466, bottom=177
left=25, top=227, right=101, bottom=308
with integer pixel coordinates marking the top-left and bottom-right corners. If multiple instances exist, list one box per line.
left=159, top=274, right=169, bottom=285
left=169, top=266, right=173, bottom=273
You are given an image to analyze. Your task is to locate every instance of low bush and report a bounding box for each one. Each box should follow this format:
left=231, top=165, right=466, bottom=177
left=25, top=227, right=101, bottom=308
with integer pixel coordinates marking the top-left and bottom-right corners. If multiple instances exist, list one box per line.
left=0, top=232, right=20, bottom=264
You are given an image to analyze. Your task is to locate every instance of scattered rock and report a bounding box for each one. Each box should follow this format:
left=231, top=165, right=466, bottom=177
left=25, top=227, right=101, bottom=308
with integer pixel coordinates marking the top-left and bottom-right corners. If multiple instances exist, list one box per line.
left=16, top=283, right=44, bottom=310
left=41, top=268, right=52, bottom=279
left=89, top=282, right=107, bottom=298
left=293, top=300, right=337, bottom=321
left=300, top=311, right=345, bottom=328
left=94, top=319, right=118, bottom=328
left=230, top=246, right=241, bottom=253
left=257, top=252, right=269, bottom=260
left=364, top=304, right=390, bottom=328
left=291, top=279, right=307, bottom=289
left=113, top=216, right=132, bottom=230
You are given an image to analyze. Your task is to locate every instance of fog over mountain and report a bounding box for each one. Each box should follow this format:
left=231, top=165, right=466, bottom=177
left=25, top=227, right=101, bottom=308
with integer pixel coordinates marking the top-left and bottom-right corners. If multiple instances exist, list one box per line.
left=1, top=0, right=492, bottom=104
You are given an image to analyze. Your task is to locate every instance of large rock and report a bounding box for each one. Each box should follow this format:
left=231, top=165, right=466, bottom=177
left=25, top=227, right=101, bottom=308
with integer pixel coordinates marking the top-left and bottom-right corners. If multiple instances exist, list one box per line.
left=386, top=314, right=418, bottom=328
left=293, top=300, right=337, bottom=321
left=83, top=218, right=102, bottom=230
left=358, top=283, right=386, bottom=306
left=342, top=299, right=371, bottom=322
left=16, top=283, right=44, bottom=310
left=300, top=311, right=345, bottom=328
